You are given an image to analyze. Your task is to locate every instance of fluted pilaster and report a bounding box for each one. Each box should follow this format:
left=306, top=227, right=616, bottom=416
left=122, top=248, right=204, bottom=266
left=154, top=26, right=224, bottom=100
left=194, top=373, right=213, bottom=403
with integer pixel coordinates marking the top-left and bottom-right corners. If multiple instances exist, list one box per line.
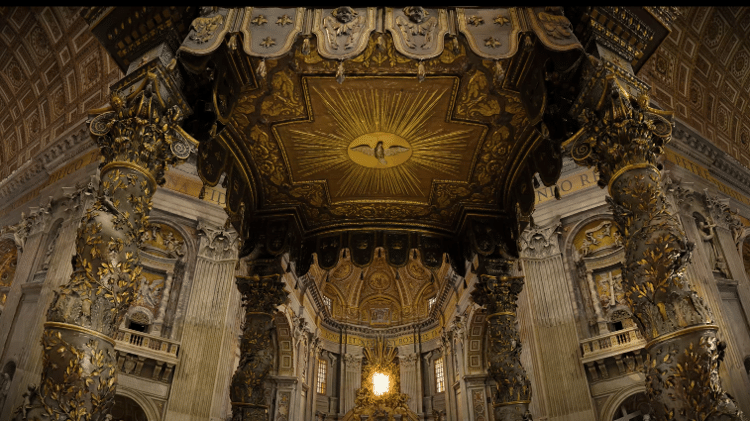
left=518, top=222, right=596, bottom=420
left=166, top=223, right=240, bottom=421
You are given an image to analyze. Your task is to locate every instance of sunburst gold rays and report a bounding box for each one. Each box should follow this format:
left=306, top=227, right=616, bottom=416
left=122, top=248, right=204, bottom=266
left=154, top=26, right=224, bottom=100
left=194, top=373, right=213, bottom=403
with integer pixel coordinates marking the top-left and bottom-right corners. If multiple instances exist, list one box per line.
left=290, top=86, right=472, bottom=198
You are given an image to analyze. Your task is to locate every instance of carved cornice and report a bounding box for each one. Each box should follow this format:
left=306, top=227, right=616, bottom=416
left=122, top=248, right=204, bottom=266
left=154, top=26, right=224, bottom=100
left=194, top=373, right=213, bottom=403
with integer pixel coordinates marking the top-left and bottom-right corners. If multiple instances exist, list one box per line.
left=669, top=122, right=750, bottom=203
left=0, top=124, right=94, bottom=210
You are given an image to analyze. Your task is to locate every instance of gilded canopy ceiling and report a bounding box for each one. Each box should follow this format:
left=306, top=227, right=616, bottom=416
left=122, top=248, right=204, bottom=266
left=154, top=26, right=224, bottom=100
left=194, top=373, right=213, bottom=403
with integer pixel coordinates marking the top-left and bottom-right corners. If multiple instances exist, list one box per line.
left=186, top=7, right=586, bottom=242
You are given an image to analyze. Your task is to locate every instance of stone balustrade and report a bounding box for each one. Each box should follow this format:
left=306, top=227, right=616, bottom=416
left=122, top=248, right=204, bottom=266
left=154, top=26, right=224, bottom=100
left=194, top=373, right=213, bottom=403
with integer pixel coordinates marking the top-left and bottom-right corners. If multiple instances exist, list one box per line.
left=580, top=327, right=645, bottom=364
left=115, top=327, right=180, bottom=365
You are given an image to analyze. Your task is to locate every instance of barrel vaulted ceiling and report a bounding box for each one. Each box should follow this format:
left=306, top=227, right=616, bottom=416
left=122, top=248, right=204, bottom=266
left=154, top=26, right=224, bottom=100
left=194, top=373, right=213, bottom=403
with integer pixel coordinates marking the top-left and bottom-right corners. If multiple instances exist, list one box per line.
left=0, top=7, right=121, bottom=179
left=638, top=7, right=750, bottom=168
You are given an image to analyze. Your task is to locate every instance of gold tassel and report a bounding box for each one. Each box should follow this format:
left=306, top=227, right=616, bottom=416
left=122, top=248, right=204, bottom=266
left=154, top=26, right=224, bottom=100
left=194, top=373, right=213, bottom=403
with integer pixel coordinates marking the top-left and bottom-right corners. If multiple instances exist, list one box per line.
left=336, top=61, right=345, bottom=84
left=227, top=33, right=238, bottom=51
left=302, top=37, right=311, bottom=55
left=495, top=60, right=505, bottom=86
left=256, top=59, right=267, bottom=80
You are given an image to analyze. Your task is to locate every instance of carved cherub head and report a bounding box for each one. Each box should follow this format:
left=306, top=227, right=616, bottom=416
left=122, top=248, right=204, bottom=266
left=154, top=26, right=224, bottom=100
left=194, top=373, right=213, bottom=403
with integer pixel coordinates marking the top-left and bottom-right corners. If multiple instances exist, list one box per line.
left=403, top=6, right=429, bottom=23
left=109, top=91, right=125, bottom=111
left=332, top=6, right=357, bottom=23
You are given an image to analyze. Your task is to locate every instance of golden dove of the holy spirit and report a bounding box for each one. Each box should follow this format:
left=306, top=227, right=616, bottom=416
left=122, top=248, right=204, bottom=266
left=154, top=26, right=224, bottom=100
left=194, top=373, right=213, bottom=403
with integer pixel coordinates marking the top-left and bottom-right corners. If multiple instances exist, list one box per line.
left=350, top=140, right=410, bottom=166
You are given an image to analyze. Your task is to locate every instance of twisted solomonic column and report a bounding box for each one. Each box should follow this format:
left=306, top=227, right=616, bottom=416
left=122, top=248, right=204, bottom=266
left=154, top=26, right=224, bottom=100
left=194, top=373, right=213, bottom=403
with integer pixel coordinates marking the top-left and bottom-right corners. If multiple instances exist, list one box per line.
left=471, top=259, right=532, bottom=421
left=12, top=65, right=193, bottom=420
left=563, top=56, right=745, bottom=420
left=231, top=259, right=288, bottom=421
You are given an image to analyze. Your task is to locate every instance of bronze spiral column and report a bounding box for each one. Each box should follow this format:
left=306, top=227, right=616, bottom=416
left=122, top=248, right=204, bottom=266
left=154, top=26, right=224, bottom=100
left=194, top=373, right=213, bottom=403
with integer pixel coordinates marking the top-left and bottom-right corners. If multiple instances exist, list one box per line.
left=564, top=56, right=745, bottom=420
left=472, top=260, right=531, bottom=421
left=231, top=260, right=288, bottom=421
left=12, top=62, right=192, bottom=421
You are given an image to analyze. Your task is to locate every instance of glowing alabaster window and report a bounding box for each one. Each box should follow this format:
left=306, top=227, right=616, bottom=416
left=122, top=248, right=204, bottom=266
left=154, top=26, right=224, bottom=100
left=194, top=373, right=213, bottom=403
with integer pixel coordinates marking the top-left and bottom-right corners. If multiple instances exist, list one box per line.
left=435, top=357, right=445, bottom=393
left=372, top=372, right=390, bottom=396
left=322, top=295, right=332, bottom=313
left=428, top=296, right=437, bottom=312
left=316, top=359, right=327, bottom=394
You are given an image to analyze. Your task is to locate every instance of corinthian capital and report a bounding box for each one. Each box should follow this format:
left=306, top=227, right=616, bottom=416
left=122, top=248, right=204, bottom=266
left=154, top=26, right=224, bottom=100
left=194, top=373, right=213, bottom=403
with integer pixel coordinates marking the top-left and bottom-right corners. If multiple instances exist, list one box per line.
left=518, top=221, right=561, bottom=259
left=565, top=57, right=674, bottom=190
left=87, top=57, right=195, bottom=186
left=197, top=221, right=239, bottom=260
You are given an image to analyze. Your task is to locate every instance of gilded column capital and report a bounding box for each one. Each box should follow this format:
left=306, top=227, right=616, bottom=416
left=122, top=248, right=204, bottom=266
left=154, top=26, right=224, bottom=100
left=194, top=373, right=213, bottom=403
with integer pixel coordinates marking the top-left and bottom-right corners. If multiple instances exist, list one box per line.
left=565, top=57, right=673, bottom=191
left=471, top=272, right=524, bottom=317
left=87, top=57, right=194, bottom=187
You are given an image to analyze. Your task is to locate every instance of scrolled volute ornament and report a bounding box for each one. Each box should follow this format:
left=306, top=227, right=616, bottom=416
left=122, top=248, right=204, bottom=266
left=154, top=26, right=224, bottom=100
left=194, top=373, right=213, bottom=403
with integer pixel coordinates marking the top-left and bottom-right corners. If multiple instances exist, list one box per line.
left=88, top=76, right=195, bottom=186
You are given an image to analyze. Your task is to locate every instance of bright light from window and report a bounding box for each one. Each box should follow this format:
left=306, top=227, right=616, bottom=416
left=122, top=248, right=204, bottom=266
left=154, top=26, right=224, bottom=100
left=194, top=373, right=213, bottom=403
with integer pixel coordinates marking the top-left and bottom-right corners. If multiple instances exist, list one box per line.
left=372, top=372, right=390, bottom=396
left=435, top=357, right=445, bottom=393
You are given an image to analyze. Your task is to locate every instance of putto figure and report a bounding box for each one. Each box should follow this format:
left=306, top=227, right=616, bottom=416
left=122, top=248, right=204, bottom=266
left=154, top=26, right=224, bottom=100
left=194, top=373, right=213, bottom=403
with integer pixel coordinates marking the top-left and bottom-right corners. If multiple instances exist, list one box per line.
left=323, top=6, right=366, bottom=50
left=396, top=6, right=438, bottom=49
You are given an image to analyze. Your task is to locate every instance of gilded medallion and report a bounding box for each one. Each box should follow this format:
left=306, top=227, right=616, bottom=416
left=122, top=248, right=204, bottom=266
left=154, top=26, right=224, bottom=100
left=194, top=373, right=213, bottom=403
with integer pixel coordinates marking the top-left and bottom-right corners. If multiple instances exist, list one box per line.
left=368, top=271, right=392, bottom=290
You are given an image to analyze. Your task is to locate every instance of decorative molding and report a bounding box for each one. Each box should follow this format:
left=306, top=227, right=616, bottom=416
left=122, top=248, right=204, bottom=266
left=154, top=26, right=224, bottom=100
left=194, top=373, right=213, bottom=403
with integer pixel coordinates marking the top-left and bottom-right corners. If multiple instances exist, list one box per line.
left=0, top=123, right=94, bottom=208
left=670, top=121, right=750, bottom=203
left=518, top=221, right=562, bottom=259
left=196, top=221, right=239, bottom=261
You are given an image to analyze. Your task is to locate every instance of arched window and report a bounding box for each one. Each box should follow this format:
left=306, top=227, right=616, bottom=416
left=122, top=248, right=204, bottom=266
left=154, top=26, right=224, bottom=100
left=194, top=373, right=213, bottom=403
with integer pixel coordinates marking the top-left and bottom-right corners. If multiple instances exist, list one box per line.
left=109, top=395, right=149, bottom=421
left=613, top=392, right=650, bottom=421
left=127, top=310, right=151, bottom=333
